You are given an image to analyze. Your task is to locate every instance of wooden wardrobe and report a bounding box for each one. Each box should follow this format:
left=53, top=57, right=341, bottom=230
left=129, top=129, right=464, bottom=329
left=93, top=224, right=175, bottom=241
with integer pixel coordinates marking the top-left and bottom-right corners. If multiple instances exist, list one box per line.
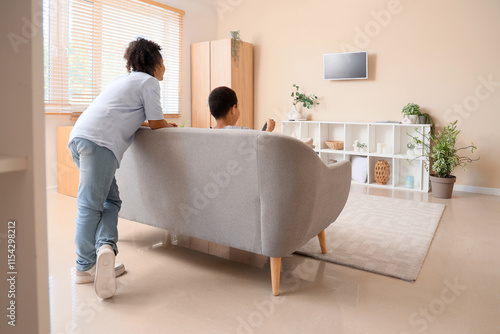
left=191, top=39, right=253, bottom=129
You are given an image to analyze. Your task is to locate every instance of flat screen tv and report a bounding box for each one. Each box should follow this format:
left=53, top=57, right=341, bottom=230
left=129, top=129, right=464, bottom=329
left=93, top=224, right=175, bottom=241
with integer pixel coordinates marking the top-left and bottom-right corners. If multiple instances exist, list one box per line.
left=323, top=51, right=368, bottom=80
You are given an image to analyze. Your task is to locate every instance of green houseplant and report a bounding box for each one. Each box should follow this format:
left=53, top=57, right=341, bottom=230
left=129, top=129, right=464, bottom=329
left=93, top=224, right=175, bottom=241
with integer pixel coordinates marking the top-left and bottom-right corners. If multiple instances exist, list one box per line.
left=401, top=103, right=420, bottom=124
left=230, top=30, right=241, bottom=64
left=419, top=112, right=434, bottom=131
left=291, top=84, right=319, bottom=109
left=402, top=103, right=420, bottom=115
left=288, top=84, right=319, bottom=120
left=408, top=120, right=479, bottom=198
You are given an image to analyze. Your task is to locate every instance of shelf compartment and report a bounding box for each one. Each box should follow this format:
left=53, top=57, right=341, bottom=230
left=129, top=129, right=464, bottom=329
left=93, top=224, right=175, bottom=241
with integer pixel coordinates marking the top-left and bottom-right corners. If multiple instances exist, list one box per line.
left=369, top=124, right=394, bottom=155
left=320, top=123, right=345, bottom=150
left=299, top=122, right=321, bottom=148
left=320, top=151, right=345, bottom=165
left=281, top=121, right=300, bottom=138
left=345, top=123, right=369, bottom=153
left=394, top=157, right=422, bottom=190
left=369, top=156, right=393, bottom=187
left=394, top=125, right=430, bottom=156
left=350, top=154, right=368, bottom=184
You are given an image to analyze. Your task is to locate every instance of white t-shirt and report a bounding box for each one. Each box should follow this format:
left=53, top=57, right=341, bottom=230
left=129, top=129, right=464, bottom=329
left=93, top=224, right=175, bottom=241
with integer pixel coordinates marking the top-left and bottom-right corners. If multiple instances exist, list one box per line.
left=221, top=126, right=250, bottom=130
left=69, top=71, right=164, bottom=166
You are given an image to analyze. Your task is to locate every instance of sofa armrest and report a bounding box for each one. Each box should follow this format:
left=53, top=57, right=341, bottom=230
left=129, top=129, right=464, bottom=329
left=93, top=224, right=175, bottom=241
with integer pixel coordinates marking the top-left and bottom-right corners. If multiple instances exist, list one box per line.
left=257, top=134, right=351, bottom=257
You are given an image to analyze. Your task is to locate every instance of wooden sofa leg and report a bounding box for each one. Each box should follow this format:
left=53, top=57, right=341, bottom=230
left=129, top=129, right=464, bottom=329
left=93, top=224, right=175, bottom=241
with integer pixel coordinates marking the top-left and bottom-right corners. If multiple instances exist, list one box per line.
left=318, top=230, right=328, bottom=254
left=270, top=257, right=281, bottom=296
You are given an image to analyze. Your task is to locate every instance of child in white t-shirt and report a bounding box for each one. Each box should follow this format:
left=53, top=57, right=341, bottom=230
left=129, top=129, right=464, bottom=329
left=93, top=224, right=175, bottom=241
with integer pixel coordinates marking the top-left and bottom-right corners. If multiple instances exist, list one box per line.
left=209, top=86, right=275, bottom=132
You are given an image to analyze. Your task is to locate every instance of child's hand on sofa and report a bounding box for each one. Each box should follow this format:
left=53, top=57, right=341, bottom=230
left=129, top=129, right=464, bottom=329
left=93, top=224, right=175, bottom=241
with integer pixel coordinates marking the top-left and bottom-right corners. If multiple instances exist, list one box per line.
left=266, top=119, right=275, bottom=132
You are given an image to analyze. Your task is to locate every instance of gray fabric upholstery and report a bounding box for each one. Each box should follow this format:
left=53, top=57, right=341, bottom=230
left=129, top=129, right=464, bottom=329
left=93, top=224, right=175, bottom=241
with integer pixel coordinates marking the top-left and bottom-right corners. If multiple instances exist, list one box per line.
left=116, top=127, right=351, bottom=258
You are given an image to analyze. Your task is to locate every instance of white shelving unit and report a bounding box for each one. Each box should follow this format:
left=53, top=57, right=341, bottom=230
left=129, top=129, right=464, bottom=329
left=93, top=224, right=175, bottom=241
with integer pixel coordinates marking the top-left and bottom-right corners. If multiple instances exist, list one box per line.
left=282, top=121, right=431, bottom=192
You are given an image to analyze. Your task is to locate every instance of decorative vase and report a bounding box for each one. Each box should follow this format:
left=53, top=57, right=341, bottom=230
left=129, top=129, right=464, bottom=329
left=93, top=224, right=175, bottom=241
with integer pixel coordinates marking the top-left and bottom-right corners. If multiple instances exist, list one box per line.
left=287, top=104, right=303, bottom=120
left=430, top=174, right=456, bottom=199
left=374, top=160, right=390, bottom=185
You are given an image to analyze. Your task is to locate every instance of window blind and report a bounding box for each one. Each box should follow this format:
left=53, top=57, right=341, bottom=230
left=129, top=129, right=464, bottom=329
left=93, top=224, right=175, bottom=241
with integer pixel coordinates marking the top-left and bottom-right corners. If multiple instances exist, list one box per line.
left=43, top=0, right=184, bottom=114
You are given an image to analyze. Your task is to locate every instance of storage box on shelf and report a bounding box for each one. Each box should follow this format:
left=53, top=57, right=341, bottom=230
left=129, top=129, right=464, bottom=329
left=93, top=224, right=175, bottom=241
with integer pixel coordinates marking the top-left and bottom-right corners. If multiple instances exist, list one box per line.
left=281, top=121, right=431, bottom=192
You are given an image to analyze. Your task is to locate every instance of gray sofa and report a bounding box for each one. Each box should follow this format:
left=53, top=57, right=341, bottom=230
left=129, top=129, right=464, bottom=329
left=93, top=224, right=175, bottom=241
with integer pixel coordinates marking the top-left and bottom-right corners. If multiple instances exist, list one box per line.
left=115, top=127, right=351, bottom=295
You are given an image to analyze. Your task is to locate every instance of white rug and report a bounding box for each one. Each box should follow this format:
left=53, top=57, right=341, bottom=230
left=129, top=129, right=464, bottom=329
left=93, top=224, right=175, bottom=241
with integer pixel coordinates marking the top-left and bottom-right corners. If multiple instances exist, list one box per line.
left=296, top=193, right=445, bottom=281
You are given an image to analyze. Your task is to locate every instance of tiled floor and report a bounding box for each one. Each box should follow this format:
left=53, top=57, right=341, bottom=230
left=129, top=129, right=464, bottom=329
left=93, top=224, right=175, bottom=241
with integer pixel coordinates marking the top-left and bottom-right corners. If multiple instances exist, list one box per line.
left=47, top=185, right=500, bottom=334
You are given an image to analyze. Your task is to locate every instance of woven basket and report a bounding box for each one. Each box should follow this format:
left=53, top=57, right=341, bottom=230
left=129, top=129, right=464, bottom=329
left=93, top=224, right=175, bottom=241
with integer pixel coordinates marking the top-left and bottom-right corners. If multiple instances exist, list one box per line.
left=374, top=160, right=390, bottom=185
left=325, top=140, right=344, bottom=150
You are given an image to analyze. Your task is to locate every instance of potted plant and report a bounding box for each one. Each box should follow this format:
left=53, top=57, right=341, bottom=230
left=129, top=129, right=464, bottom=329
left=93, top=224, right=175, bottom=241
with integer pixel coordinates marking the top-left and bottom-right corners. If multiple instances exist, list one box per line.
left=406, top=142, right=415, bottom=156
left=401, top=103, right=420, bottom=124
left=408, top=120, right=479, bottom=198
left=230, top=30, right=241, bottom=64
left=288, top=84, right=319, bottom=120
left=419, top=112, right=435, bottom=134
left=354, top=141, right=367, bottom=152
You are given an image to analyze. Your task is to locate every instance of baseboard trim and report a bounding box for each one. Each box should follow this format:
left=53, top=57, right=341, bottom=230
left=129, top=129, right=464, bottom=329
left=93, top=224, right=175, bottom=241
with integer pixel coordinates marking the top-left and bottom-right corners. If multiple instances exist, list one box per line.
left=46, top=186, right=57, bottom=195
left=454, top=184, right=500, bottom=196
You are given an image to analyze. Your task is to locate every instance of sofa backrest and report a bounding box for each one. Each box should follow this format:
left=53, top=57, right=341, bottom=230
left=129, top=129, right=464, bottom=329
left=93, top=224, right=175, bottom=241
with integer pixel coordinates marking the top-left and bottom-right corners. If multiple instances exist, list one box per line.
left=116, top=127, right=351, bottom=257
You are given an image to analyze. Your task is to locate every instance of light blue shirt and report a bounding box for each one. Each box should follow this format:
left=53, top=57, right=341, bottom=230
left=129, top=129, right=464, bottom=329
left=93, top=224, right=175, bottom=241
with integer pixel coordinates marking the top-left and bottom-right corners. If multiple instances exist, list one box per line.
left=69, top=71, right=164, bottom=166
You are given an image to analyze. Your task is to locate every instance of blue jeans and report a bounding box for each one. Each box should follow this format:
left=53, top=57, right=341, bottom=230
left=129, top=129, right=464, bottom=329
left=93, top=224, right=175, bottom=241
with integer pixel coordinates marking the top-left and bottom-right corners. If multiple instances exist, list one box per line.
left=69, top=138, right=121, bottom=271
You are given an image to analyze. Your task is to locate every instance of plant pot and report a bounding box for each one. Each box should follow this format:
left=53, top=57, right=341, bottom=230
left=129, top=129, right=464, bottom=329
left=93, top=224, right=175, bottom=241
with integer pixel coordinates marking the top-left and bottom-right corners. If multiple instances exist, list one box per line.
left=430, top=174, right=456, bottom=199
left=418, top=115, right=427, bottom=124
left=409, top=115, right=418, bottom=124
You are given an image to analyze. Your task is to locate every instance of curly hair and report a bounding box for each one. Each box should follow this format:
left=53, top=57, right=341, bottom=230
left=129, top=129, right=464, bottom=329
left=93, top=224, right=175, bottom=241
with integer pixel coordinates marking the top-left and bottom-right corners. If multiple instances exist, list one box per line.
left=123, top=37, right=162, bottom=77
left=209, top=86, right=238, bottom=119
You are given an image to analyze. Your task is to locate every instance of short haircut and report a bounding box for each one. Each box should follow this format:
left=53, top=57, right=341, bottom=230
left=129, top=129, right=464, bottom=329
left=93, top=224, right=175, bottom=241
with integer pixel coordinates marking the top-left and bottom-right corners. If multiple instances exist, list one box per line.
left=124, top=37, right=162, bottom=77
left=209, top=86, right=238, bottom=119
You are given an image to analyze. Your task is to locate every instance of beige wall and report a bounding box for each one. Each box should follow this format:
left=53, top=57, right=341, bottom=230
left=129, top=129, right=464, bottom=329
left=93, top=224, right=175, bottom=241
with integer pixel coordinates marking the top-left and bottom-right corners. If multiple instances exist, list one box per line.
left=216, top=0, right=500, bottom=190
left=0, top=0, right=50, bottom=333
left=45, top=0, right=218, bottom=190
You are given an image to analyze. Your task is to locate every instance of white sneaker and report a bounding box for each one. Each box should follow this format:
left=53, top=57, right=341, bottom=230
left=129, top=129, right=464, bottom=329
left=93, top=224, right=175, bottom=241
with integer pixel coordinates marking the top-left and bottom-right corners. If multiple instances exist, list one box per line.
left=94, top=245, right=117, bottom=299
left=75, top=263, right=125, bottom=284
